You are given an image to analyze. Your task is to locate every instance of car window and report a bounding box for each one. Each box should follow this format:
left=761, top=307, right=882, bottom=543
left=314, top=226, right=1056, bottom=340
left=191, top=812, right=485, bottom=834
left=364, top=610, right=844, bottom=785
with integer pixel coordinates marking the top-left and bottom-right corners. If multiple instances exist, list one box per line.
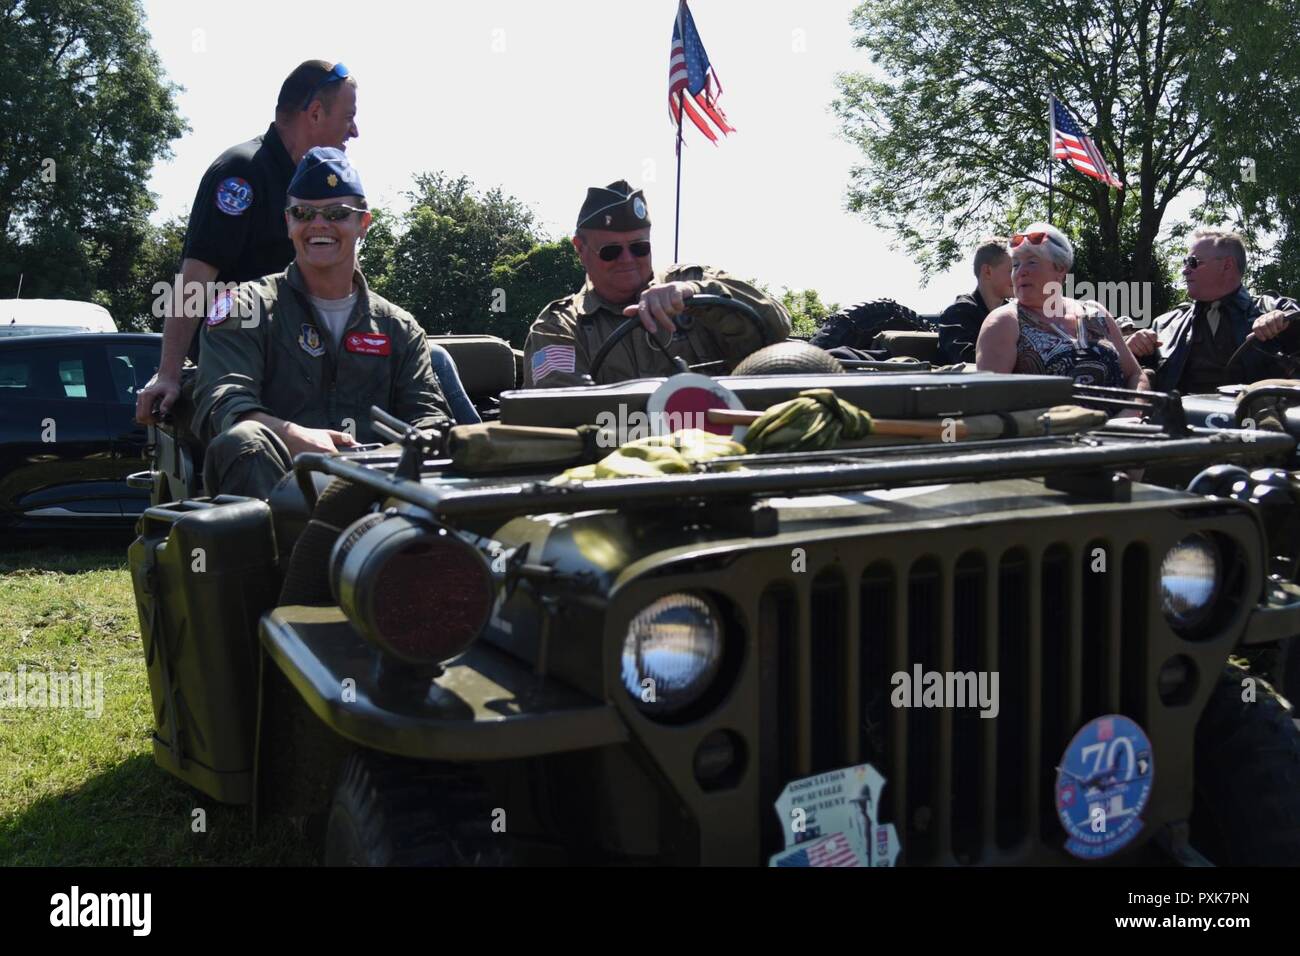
left=0, top=359, right=29, bottom=390
left=105, top=343, right=160, bottom=404
left=0, top=347, right=91, bottom=401
left=59, top=359, right=87, bottom=398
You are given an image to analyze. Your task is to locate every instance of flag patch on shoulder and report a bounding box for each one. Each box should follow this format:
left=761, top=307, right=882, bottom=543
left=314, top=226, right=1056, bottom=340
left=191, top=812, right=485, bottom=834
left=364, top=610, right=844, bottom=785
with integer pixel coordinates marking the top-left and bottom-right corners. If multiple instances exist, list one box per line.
left=531, top=344, right=575, bottom=381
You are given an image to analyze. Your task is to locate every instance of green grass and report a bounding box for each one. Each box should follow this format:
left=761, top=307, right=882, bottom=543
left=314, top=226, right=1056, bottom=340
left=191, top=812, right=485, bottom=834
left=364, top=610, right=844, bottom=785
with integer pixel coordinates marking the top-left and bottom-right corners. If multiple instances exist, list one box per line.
left=0, top=542, right=314, bottom=865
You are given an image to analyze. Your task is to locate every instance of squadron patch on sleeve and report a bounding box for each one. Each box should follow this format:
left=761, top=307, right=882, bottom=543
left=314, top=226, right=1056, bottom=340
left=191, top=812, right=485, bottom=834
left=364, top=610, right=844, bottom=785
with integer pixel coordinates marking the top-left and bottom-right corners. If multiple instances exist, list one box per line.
left=215, top=177, right=253, bottom=215
left=206, top=290, right=237, bottom=327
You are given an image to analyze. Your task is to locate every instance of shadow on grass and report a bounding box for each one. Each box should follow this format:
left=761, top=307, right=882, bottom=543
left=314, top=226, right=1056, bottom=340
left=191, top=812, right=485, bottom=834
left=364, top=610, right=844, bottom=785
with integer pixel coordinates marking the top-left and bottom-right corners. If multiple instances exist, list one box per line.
left=0, top=533, right=137, bottom=574
left=0, top=753, right=317, bottom=867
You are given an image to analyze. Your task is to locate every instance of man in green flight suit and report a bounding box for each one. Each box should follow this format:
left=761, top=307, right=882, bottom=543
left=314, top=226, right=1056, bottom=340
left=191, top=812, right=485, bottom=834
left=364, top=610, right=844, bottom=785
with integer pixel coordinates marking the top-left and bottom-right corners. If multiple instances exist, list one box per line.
left=523, top=180, right=792, bottom=387
left=193, top=147, right=450, bottom=498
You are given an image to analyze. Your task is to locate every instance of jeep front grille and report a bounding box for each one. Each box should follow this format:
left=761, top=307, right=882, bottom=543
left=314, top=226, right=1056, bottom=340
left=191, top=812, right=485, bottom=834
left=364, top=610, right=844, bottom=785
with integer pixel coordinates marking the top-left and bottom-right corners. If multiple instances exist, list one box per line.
left=757, top=539, right=1153, bottom=866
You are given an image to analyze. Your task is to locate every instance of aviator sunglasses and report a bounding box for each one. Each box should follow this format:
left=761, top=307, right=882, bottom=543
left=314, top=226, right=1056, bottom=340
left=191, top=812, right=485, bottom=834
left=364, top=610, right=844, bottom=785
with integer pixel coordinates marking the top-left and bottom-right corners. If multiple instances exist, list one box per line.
left=595, top=240, right=652, bottom=262
left=287, top=203, right=367, bottom=222
left=1182, top=254, right=1227, bottom=270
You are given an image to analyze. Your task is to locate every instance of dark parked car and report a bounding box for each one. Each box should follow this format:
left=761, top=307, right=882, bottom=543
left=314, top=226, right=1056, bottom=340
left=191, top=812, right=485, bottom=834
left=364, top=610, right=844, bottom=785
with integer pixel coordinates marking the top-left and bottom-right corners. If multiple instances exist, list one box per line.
left=0, top=332, right=160, bottom=529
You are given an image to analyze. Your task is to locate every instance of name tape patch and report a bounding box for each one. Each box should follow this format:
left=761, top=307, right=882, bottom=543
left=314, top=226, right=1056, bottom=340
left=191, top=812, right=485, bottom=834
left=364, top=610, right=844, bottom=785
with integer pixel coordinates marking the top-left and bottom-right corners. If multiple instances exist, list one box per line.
left=345, top=332, right=391, bottom=356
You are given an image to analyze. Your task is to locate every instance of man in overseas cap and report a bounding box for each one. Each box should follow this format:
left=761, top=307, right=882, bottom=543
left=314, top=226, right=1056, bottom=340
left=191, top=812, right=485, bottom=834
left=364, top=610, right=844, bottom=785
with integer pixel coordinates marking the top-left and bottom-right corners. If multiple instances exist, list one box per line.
left=524, top=180, right=791, bottom=386
left=136, top=60, right=361, bottom=425
left=193, top=148, right=450, bottom=498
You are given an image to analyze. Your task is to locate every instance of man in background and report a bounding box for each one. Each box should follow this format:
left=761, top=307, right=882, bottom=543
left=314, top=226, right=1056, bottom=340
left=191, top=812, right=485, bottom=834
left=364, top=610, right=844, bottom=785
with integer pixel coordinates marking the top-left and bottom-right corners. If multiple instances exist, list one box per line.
left=936, top=237, right=1013, bottom=364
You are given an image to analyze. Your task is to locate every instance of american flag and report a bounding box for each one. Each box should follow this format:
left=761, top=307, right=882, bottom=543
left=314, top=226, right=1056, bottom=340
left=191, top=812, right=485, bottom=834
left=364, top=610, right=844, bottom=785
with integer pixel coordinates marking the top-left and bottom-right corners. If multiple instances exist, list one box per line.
left=530, top=344, right=575, bottom=383
left=669, top=1, right=734, bottom=146
left=1051, top=95, right=1123, bottom=189
left=774, top=832, right=861, bottom=867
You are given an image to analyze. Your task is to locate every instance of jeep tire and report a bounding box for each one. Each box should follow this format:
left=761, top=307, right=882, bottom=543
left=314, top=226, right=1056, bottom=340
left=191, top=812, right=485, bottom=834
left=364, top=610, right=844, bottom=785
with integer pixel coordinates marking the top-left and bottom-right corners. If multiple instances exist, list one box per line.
left=1189, top=661, right=1300, bottom=864
left=323, top=751, right=509, bottom=866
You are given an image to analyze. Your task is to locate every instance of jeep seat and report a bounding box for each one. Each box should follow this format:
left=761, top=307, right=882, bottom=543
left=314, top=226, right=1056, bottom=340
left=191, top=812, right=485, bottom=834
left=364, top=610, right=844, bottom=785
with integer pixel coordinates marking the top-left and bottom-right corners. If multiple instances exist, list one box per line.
left=428, top=334, right=518, bottom=417
left=873, top=330, right=941, bottom=362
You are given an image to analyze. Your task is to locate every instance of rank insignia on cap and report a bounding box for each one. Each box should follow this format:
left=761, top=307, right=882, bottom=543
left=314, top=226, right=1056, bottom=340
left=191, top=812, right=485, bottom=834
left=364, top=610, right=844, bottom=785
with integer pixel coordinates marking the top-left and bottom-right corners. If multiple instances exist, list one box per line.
left=576, top=179, right=651, bottom=232
left=288, top=146, right=366, bottom=201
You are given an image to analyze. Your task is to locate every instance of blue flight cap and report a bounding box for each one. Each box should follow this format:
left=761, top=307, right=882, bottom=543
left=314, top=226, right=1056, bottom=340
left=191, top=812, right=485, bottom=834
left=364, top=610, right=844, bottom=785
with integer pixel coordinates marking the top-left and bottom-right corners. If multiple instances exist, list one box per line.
left=287, top=147, right=365, bottom=201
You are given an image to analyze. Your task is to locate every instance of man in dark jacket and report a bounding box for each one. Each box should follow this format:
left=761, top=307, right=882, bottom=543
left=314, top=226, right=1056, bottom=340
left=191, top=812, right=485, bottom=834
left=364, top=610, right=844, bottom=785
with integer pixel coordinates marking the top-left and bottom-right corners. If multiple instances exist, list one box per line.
left=936, top=238, right=1013, bottom=364
left=1126, top=229, right=1299, bottom=393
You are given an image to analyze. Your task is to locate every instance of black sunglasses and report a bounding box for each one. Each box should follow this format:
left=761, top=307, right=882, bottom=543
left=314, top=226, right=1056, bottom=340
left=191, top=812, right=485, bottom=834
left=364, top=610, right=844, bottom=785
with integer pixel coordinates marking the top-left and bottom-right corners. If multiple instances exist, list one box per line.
left=286, top=203, right=366, bottom=222
left=300, top=63, right=350, bottom=111
left=596, top=240, right=651, bottom=262
left=1182, top=254, right=1226, bottom=270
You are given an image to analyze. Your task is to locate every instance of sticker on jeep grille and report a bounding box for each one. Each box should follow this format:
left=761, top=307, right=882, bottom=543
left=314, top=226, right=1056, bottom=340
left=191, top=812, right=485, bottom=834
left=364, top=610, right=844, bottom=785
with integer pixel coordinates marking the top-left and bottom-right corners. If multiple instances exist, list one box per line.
left=769, top=762, right=901, bottom=867
left=1055, top=714, right=1154, bottom=859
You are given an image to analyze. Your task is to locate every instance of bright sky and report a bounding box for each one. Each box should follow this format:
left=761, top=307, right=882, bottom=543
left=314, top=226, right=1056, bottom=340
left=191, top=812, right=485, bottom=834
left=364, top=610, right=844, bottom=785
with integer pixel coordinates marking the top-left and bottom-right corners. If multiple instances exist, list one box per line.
left=140, top=0, right=1027, bottom=313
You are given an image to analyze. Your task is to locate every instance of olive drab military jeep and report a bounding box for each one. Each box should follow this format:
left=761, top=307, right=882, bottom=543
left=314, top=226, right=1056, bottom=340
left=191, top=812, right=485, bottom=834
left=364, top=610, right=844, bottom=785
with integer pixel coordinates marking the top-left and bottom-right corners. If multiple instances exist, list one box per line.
left=129, top=302, right=1300, bottom=866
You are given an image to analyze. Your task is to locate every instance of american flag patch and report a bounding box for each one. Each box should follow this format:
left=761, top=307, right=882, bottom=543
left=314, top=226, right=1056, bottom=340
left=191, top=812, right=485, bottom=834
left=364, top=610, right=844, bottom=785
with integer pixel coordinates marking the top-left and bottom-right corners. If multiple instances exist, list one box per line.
left=530, top=344, right=575, bottom=382
left=773, top=832, right=861, bottom=867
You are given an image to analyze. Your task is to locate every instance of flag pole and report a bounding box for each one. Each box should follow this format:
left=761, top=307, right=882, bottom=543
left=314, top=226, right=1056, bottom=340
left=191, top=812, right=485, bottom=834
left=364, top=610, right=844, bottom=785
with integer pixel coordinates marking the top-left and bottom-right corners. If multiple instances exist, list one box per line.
left=673, top=2, right=687, bottom=263
left=674, top=92, right=685, bottom=262
left=1047, top=92, right=1056, bottom=225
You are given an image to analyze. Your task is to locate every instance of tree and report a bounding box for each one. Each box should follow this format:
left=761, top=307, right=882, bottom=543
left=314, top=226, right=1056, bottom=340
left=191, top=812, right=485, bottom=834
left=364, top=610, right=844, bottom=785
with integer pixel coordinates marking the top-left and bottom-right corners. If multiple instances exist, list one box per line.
left=376, top=172, right=540, bottom=333
left=109, top=216, right=187, bottom=332
left=1189, top=0, right=1300, bottom=293
left=833, top=0, right=1300, bottom=294
left=781, top=289, right=839, bottom=339
left=486, top=241, right=586, bottom=346
left=0, top=0, right=186, bottom=310
left=360, top=172, right=586, bottom=343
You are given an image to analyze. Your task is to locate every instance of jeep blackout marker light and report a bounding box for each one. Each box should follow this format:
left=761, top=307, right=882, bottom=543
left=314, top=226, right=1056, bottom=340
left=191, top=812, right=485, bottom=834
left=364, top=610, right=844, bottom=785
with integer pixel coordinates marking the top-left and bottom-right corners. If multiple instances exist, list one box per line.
left=331, top=513, right=495, bottom=664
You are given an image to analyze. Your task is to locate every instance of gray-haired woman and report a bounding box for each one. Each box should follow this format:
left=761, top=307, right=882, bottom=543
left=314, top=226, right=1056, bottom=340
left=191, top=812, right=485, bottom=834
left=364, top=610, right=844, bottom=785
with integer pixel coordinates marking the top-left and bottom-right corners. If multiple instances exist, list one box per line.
left=975, top=222, right=1148, bottom=392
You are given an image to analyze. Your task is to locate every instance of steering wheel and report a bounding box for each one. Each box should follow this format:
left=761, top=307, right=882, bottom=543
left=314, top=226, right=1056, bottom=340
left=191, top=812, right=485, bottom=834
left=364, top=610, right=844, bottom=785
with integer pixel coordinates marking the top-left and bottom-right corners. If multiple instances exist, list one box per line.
left=586, top=293, right=768, bottom=383
left=1226, top=329, right=1300, bottom=380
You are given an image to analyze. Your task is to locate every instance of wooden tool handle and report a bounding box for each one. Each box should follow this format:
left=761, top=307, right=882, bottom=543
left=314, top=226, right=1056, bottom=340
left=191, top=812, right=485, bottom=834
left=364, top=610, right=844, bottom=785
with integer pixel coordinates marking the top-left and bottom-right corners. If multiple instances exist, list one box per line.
left=706, top=407, right=967, bottom=440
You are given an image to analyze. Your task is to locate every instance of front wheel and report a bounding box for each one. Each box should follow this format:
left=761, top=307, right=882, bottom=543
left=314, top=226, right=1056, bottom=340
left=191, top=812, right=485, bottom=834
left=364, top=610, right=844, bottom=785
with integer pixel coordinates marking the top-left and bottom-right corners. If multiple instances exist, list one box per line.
left=323, top=751, right=510, bottom=866
left=1189, top=660, right=1300, bottom=864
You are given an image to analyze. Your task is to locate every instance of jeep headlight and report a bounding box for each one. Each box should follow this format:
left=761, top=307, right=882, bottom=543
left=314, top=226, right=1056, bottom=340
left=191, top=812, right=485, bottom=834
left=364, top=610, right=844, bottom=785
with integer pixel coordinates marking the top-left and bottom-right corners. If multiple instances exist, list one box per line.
left=621, top=593, right=722, bottom=715
left=1160, top=534, right=1221, bottom=629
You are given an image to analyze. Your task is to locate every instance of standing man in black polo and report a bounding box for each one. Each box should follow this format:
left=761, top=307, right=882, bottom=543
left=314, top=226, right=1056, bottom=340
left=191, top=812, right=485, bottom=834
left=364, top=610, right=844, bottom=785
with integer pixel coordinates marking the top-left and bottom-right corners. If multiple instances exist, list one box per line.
left=135, top=60, right=359, bottom=424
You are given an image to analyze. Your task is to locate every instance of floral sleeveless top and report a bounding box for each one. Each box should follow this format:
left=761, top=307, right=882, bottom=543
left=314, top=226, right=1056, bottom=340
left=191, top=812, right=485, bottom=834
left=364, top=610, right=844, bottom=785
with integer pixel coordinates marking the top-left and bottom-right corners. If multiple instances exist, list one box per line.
left=1013, top=303, right=1125, bottom=387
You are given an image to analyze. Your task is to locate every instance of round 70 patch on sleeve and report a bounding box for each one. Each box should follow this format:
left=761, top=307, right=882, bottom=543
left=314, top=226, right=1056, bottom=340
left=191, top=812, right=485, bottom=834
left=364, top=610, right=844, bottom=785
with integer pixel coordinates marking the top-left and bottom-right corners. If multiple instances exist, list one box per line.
left=215, top=176, right=253, bottom=215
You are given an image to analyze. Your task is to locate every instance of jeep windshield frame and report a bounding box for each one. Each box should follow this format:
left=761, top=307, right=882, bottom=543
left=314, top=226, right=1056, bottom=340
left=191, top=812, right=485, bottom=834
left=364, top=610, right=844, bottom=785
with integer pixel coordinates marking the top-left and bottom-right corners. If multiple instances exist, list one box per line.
left=291, top=426, right=1294, bottom=521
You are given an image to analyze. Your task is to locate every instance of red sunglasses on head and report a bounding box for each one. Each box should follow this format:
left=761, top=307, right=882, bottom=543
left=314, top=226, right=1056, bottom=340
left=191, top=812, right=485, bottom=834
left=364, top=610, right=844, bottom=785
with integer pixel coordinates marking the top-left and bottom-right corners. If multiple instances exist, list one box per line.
left=1010, top=231, right=1049, bottom=248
